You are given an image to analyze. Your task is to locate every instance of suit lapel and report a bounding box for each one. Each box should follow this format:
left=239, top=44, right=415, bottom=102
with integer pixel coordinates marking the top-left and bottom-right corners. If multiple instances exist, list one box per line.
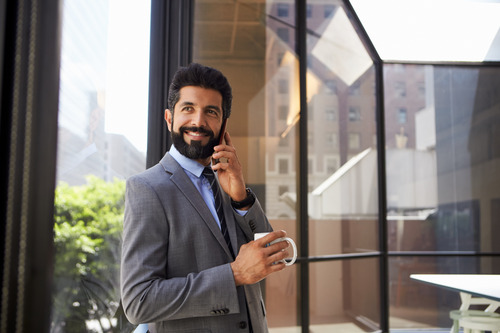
left=160, top=153, right=236, bottom=259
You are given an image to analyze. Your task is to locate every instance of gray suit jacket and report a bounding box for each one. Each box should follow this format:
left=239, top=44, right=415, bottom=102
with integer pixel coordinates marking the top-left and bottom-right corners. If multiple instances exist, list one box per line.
left=120, top=153, right=273, bottom=332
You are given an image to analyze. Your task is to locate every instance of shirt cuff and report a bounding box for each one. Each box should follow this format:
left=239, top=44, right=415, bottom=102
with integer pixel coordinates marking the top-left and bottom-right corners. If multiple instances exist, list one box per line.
left=234, top=208, right=249, bottom=216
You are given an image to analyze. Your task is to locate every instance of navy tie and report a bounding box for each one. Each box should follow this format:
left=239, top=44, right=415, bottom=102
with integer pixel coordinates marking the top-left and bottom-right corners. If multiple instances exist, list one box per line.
left=203, top=167, right=235, bottom=258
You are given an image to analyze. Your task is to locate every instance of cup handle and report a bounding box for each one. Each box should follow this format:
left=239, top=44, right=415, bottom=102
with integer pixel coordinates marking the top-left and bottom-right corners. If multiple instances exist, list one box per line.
left=282, top=237, right=297, bottom=266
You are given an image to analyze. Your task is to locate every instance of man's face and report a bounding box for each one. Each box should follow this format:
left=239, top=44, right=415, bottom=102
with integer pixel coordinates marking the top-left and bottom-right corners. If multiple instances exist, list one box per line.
left=165, top=86, right=224, bottom=164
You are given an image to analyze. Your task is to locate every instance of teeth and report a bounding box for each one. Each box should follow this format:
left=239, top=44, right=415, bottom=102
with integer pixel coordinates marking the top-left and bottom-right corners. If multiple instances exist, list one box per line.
left=187, top=131, right=204, bottom=137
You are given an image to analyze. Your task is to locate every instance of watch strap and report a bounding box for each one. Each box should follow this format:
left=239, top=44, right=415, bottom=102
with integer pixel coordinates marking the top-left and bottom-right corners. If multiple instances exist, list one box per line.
left=231, top=188, right=256, bottom=209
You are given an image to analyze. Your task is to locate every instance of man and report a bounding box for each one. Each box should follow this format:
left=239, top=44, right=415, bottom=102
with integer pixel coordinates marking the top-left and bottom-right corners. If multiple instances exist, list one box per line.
left=121, top=63, right=290, bottom=332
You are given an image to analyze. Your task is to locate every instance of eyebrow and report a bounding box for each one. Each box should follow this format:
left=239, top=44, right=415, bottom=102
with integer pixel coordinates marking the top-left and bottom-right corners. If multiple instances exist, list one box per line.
left=205, top=105, right=222, bottom=114
left=179, top=101, right=194, bottom=108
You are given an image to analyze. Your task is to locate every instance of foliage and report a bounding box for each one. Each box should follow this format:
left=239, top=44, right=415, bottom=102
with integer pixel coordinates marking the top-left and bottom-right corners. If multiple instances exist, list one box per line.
left=52, top=176, right=131, bottom=333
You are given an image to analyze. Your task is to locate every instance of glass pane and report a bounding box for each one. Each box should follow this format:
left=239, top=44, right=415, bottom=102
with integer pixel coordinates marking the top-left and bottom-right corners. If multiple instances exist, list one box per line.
left=306, top=1, right=378, bottom=256
left=52, top=0, right=150, bottom=331
left=385, top=64, right=500, bottom=330
left=193, top=0, right=300, bottom=329
left=351, top=0, right=500, bottom=62
left=385, top=64, right=500, bottom=255
left=263, top=264, right=298, bottom=328
left=310, top=259, right=380, bottom=332
left=389, top=256, right=500, bottom=330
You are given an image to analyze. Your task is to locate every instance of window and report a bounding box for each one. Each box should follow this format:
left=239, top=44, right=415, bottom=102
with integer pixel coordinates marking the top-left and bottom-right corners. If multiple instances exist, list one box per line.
left=325, top=108, right=336, bottom=121
left=418, top=82, right=426, bottom=97
left=398, top=107, right=407, bottom=124
left=349, top=106, right=361, bottom=121
left=324, top=5, right=335, bottom=18
left=279, top=105, right=288, bottom=120
left=278, top=79, right=289, bottom=94
left=52, top=1, right=150, bottom=330
left=277, top=3, right=289, bottom=17
left=325, top=79, right=337, bottom=94
left=279, top=135, right=289, bottom=147
left=325, top=157, right=339, bottom=174
left=278, top=158, right=289, bottom=174
left=395, top=81, right=406, bottom=97
left=326, top=132, right=338, bottom=146
left=278, top=185, right=289, bottom=196
left=6, top=1, right=500, bottom=332
left=348, top=133, right=361, bottom=149
left=277, top=27, right=289, bottom=42
left=349, top=81, right=361, bottom=95
left=307, top=4, right=313, bottom=18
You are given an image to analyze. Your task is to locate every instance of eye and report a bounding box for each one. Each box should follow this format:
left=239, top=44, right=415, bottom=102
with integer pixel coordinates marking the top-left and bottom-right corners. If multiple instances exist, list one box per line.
left=206, top=108, right=220, bottom=117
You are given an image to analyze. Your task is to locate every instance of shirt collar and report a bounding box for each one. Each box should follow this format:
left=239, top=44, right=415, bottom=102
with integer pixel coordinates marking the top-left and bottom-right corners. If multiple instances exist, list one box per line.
left=169, top=144, right=206, bottom=178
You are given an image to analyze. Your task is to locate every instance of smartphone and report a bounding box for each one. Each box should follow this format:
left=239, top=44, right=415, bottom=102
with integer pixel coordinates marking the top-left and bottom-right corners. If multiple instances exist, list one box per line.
left=212, top=118, right=227, bottom=165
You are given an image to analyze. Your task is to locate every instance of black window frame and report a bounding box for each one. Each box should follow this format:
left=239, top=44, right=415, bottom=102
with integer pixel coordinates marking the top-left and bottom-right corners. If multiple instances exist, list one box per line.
left=2, top=1, right=500, bottom=332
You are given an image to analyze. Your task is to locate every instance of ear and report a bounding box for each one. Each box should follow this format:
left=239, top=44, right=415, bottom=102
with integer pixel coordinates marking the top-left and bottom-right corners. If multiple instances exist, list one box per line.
left=165, top=109, right=172, bottom=131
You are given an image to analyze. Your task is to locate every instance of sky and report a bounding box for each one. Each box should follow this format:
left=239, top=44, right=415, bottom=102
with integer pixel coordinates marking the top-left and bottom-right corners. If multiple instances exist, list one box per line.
left=104, top=0, right=151, bottom=154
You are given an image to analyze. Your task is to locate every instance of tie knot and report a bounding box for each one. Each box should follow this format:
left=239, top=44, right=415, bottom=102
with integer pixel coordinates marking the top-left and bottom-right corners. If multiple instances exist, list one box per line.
left=202, top=167, right=217, bottom=188
left=202, top=167, right=215, bottom=179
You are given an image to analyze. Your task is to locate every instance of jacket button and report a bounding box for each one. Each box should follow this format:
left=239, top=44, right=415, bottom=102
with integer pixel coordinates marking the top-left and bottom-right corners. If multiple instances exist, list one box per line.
left=239, top=321, right=247, bottom=329
left=223, top=308, right=230, bottom=314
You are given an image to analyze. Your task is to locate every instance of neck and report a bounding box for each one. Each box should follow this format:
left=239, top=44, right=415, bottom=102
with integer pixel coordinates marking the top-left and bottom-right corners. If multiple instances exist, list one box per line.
left=196, top=157, right=212, bottom=166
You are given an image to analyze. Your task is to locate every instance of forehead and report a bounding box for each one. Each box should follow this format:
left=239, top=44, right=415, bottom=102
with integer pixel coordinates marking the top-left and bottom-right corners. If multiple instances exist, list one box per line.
left=176, top=86, right=222, bottom=108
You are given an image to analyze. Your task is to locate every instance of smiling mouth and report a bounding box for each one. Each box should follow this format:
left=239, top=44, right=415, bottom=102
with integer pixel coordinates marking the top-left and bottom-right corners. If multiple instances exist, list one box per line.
left=181, top=126, right=214, bottom=143
left=185, top=131, right=207, bottom=139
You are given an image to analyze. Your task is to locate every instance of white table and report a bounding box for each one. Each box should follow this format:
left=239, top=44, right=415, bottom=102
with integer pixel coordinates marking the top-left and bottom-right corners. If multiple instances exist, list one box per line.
left=410, top=274, right=500, bottom=302
left=411, top=274, right=500, bottom=333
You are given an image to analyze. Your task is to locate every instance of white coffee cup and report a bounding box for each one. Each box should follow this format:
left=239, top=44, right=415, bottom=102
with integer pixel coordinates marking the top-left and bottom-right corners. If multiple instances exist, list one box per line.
left=254, top=232, right=297, bottom=266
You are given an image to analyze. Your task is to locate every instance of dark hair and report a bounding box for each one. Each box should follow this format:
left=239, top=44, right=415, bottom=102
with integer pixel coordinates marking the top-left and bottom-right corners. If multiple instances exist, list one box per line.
left=167, top=63, right=232, bottom=119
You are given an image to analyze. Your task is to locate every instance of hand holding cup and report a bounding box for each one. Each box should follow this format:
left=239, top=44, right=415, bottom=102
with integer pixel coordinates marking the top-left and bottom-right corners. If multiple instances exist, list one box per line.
left=254, top=232, right=297, bottom=266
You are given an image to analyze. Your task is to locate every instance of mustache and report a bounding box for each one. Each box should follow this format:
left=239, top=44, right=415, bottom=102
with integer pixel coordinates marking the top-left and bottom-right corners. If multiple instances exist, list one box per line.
left=180, top=126, right=214, bottom=137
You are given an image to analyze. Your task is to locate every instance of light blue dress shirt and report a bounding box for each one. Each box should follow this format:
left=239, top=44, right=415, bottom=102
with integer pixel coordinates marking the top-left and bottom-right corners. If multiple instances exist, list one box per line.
left=169, top=145, right=247, bottom=229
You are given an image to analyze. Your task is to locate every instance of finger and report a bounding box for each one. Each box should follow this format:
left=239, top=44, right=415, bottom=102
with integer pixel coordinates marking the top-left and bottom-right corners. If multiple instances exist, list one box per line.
left=223, top=131, right=233, bottom=146
left=212, top=150, right=234, bottom=163
left=255, top=230, right=287, bottom=247
left=263, top=241, right=289, bottom=259
left=211, top=160, right=229, bottom=172
left=268, top=261, right=286, bottom=272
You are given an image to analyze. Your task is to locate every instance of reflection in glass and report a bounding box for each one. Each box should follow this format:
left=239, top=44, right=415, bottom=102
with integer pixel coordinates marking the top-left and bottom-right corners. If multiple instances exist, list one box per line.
left=193, top=0, right=301, bottom=329
left=306, top=2, right=378, bottom=258
left=52, top=0, right=149, bottom=331
left=385, top=64, right=500, bottom=255
left=385, top=64, right=500, bottom=329
left=193, top=0, right=381, bottom=331
left=389, top=256, right=500, bottom=330
left=310, top=259, right=380, bottom=331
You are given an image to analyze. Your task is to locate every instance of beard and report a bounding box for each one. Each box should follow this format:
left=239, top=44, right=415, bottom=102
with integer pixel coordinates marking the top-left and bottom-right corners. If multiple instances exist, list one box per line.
left=171, top=123, right=218, bottom=160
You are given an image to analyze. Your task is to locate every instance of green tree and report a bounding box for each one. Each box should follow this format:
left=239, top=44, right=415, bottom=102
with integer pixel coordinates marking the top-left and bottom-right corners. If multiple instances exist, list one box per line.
left=52, top=176, right=131, bottom=332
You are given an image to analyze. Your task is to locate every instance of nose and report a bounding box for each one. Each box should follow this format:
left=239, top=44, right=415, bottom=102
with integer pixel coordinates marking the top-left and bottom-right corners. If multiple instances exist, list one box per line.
left=189, top=109, right=206, bottom=127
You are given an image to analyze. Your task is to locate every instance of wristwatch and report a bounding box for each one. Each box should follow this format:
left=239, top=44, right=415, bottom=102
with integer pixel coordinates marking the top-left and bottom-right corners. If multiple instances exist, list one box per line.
left=231, top=188, right=256, bottom=209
